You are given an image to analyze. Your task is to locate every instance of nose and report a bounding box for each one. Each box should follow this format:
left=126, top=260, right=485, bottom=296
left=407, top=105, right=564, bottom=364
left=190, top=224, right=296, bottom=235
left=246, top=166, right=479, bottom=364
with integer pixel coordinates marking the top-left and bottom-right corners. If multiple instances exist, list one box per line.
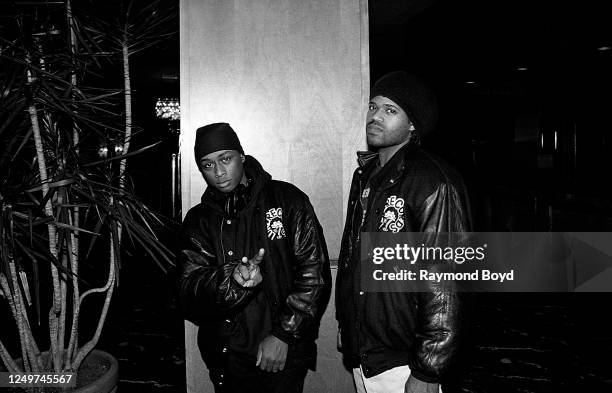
left=214, top=164, right=225, bottom=178
left=369, top=107, right=384, bottom=123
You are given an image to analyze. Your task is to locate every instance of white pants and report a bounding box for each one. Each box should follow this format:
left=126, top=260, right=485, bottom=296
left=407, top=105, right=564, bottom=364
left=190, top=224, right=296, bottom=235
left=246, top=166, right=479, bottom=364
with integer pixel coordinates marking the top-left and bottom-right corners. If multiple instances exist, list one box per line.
left=352, top=365, right=442, bottom=393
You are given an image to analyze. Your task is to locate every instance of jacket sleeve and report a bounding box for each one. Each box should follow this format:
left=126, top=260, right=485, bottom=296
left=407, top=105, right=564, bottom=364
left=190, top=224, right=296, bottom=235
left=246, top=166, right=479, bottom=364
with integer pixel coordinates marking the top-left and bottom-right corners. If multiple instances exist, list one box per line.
left=178, top=210, right=259, bottom=324
left=410, top=182, right=471, bottom=383
left=271, top=196, right=331, bottom=343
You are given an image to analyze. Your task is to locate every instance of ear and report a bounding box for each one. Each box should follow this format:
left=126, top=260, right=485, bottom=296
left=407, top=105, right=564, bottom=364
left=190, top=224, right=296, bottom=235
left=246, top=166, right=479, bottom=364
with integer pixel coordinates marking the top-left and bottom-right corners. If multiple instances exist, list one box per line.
left=241, top=154, right=246, bottom=163
left=408, top=122, right=416, bottom=131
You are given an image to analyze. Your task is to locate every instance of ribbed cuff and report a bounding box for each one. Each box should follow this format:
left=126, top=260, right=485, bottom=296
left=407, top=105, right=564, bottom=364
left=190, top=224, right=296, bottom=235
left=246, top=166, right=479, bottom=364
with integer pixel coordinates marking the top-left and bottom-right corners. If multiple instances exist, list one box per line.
left=271, top=326, right=295, bottom=344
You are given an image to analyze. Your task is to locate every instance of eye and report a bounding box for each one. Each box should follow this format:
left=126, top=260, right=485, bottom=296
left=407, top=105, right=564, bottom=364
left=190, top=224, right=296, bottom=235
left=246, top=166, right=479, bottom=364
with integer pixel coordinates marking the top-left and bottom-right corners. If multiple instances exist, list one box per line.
left=385, top=107, right=397, bottom=115
left=368, top=103, right=377, bottom=111
left=221, top=156, right=231, bottom=163
left=202, top=162, right=213, bottom=170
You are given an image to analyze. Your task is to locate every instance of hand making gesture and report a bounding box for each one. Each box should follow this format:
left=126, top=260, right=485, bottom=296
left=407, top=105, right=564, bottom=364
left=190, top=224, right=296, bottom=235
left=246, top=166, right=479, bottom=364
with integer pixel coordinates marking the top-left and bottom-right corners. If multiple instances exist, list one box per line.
left=233, top=248, right=264, bottom=288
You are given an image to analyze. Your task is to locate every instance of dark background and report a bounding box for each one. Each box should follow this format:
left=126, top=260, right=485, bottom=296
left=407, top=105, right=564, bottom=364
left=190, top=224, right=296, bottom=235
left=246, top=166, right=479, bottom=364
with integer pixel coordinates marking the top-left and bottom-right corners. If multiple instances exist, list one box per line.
left=367, top=0, right=612, bottom=391
left=370, top=0, right=612, bottom=233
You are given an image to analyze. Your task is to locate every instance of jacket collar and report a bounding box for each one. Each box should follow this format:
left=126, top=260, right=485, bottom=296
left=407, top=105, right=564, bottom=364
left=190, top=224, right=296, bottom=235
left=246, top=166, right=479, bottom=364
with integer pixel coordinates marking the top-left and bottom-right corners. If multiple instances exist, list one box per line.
left=356, top=143, right=418, bottom=189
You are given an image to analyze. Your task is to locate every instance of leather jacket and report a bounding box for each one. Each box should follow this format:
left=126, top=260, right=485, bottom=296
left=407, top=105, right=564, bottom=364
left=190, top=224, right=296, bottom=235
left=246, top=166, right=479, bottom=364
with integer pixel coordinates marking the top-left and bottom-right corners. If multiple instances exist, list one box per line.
left=178, top=156, right=331, bottom=369
left=336, top=143, right=471, bottom=383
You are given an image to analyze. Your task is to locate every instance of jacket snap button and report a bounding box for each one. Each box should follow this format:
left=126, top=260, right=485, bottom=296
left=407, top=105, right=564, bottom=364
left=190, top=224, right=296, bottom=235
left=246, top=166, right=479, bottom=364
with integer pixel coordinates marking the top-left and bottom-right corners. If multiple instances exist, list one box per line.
left=226, top=219, right=232, bottom=224
left=390, top=179, right=394, bottom=183
left=227, top=251, right=233, bottom=256
left=359, top=291, right=364, bottom=296
left=222, top=347, right=227, bottom=353
left=358, top=170, right=363, bottom=174
left=225, top=319, right=231, bottom=323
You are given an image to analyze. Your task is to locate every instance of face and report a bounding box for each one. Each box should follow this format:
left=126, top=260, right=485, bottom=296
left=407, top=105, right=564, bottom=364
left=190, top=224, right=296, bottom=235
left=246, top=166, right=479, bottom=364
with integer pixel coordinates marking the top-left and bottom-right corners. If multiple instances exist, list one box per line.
left=366, top=95, right=415, bottom=149
left=199, top=149, right=245, bottom=193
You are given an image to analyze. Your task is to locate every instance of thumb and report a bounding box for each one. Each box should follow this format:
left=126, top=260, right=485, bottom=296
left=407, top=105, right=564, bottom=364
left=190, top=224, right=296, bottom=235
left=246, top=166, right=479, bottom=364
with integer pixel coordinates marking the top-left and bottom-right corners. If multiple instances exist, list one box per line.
left=251, top=248, right=265, bottom=265
left=256, top=343, right=263, bottom=366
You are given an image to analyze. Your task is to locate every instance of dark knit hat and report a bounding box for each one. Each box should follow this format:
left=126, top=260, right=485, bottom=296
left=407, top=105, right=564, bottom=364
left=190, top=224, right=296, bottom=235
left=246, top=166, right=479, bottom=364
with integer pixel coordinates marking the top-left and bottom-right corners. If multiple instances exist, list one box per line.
left=194, top=123, right=244, bottom=163
left=370, top=71, right=438, bottom=137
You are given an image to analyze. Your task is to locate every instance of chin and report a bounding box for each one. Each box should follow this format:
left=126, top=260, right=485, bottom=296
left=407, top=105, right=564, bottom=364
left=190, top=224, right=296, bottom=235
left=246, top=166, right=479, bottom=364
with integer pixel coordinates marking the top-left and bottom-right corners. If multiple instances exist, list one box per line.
left=367, top=139, right=385, bottom=149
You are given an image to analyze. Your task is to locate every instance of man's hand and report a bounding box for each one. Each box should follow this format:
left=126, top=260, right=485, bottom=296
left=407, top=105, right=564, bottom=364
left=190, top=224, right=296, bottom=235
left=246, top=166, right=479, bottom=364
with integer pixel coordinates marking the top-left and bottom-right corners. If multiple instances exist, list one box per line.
left=233, top=248, right=264, bottom=288
left=256, top=335, right=288, bottom=372
left=405, top=375, right=439, bottom=393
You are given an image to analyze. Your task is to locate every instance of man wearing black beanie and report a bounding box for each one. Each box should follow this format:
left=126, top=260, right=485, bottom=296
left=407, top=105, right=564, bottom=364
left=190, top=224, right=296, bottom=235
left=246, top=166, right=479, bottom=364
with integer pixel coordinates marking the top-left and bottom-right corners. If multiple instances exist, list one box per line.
left=178, top=123, right=331, bottom=393
left=336, top=72, right=472, bottom=393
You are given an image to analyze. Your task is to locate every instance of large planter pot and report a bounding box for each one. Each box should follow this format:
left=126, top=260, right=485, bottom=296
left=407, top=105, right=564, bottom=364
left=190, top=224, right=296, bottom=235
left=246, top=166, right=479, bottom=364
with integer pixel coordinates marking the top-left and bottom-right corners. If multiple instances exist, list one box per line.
left=11, top=349, right=118, bottom=393
left=75, top=349, right=118, bottom=393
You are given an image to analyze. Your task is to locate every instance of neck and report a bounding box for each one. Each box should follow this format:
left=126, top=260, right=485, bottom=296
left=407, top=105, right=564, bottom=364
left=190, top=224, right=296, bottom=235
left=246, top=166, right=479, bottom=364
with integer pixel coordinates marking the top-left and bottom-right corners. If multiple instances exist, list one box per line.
left=378, top=139, right=410, bottom=167
left=240, top=173, right=247, bottom=186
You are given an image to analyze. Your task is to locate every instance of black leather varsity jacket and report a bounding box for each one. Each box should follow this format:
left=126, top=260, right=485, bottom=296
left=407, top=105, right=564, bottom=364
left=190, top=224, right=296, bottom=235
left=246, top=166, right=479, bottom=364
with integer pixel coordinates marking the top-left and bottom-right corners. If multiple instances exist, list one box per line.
left=178, top=156, right=331, bottom=370
left=336, top=143, right=471, bottom=383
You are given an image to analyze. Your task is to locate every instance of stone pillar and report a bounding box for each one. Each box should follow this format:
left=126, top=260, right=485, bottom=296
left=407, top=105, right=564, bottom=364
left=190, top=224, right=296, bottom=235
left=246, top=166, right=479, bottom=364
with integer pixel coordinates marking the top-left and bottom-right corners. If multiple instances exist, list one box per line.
left=180, top=1, right=368, bottom=391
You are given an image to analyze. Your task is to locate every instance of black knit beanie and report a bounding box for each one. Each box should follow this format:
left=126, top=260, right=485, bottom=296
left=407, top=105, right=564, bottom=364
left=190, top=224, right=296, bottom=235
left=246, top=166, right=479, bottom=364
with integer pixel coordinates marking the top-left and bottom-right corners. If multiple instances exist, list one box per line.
left=370, top=71, right=438, bottom=137
left=194, top=123, right=244, bottom=163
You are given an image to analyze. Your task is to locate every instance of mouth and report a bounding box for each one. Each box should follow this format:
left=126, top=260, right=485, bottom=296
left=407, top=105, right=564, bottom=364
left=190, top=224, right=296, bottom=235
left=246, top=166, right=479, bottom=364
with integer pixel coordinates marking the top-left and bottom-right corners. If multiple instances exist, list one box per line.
left=366, top=124, right=384, bottom=133
left=216, top=180, right=231, bottom=187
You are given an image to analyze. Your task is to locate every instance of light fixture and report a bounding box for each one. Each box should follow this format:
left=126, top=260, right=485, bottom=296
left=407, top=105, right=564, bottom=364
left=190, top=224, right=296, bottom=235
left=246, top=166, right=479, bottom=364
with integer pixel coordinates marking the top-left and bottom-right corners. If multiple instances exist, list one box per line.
left=466, top=81, right=476, bottom=85
left=97, top=144, right=124, bottom=158
left=516, top=66, right=528, bottom=71
left=155, top=98, right=180, bottom=121
left=97, top=146, right=108, bottom=157
left=597, top=46, right=611, bottom=52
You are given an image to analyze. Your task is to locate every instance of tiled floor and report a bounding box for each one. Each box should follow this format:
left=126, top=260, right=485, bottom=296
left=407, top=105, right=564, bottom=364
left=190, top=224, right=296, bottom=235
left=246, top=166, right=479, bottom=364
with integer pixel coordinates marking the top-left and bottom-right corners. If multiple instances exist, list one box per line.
left=98, top=256, right=186, bottom=392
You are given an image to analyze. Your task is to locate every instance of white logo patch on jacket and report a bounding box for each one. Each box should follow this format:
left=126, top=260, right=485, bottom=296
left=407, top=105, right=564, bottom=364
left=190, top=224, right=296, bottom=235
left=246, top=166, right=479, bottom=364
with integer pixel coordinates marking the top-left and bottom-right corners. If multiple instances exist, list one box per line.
left=379, top=195, right=405, bottom=233
left=266, top=207, right=286, bottom=240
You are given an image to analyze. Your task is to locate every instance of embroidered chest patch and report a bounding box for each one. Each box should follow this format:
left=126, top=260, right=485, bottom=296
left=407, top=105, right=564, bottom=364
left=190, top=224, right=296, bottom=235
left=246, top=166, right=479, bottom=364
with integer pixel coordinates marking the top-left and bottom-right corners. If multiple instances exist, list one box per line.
left=266, top=207, right=286, bottom=240
left=379, top=195, right=405, bottom=233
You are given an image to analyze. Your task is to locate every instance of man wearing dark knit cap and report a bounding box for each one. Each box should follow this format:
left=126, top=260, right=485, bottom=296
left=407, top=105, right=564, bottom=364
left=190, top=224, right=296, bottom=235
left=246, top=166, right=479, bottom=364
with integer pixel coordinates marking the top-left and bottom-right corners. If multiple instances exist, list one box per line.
left=178, top=123, right=331, bottom=393
left=336, top=72, right=471, bottom=393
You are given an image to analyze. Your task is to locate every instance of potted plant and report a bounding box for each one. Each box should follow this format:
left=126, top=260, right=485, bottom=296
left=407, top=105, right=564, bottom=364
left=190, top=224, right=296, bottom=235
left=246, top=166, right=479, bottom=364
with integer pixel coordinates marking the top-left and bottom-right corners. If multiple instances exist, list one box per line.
left=0, top=1, right=176, bottom=390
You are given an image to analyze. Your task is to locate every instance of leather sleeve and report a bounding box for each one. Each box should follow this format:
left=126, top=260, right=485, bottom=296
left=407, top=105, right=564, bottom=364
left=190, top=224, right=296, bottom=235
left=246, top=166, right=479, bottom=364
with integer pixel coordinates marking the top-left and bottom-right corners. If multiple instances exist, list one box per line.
left=411, top=182, right=471, bottom=383
left=271, top=196, right=331, bottom=343
left=178, top=211, right=258, bottom=324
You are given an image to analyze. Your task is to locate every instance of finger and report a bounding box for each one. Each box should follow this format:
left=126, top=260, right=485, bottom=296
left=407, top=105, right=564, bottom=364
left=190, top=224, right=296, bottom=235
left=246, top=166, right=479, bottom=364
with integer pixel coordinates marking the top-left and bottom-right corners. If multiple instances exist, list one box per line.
left=256, top=345, right=262, bottom=367
left=241, top=256, right=249, bottom=266
left=272, top=360, right=279, bottom=373
left=279, top=358, right=286, bottom=371
left=260, top=356, right=269, bottom=371
left=238, top=264, right=250, bottom=280
left=249, top=266, right=260, bottom=280
left=233, top=270, right=246, bottom=286
left=251, top=248, right=265, bottom=265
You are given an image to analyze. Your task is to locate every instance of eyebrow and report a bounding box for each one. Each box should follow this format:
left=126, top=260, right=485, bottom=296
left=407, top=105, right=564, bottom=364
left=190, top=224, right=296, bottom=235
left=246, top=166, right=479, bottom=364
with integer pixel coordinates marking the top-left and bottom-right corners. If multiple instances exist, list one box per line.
left=200, top=153, right=233, bottom=163
left=369, top=101, right=398, bottom=109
